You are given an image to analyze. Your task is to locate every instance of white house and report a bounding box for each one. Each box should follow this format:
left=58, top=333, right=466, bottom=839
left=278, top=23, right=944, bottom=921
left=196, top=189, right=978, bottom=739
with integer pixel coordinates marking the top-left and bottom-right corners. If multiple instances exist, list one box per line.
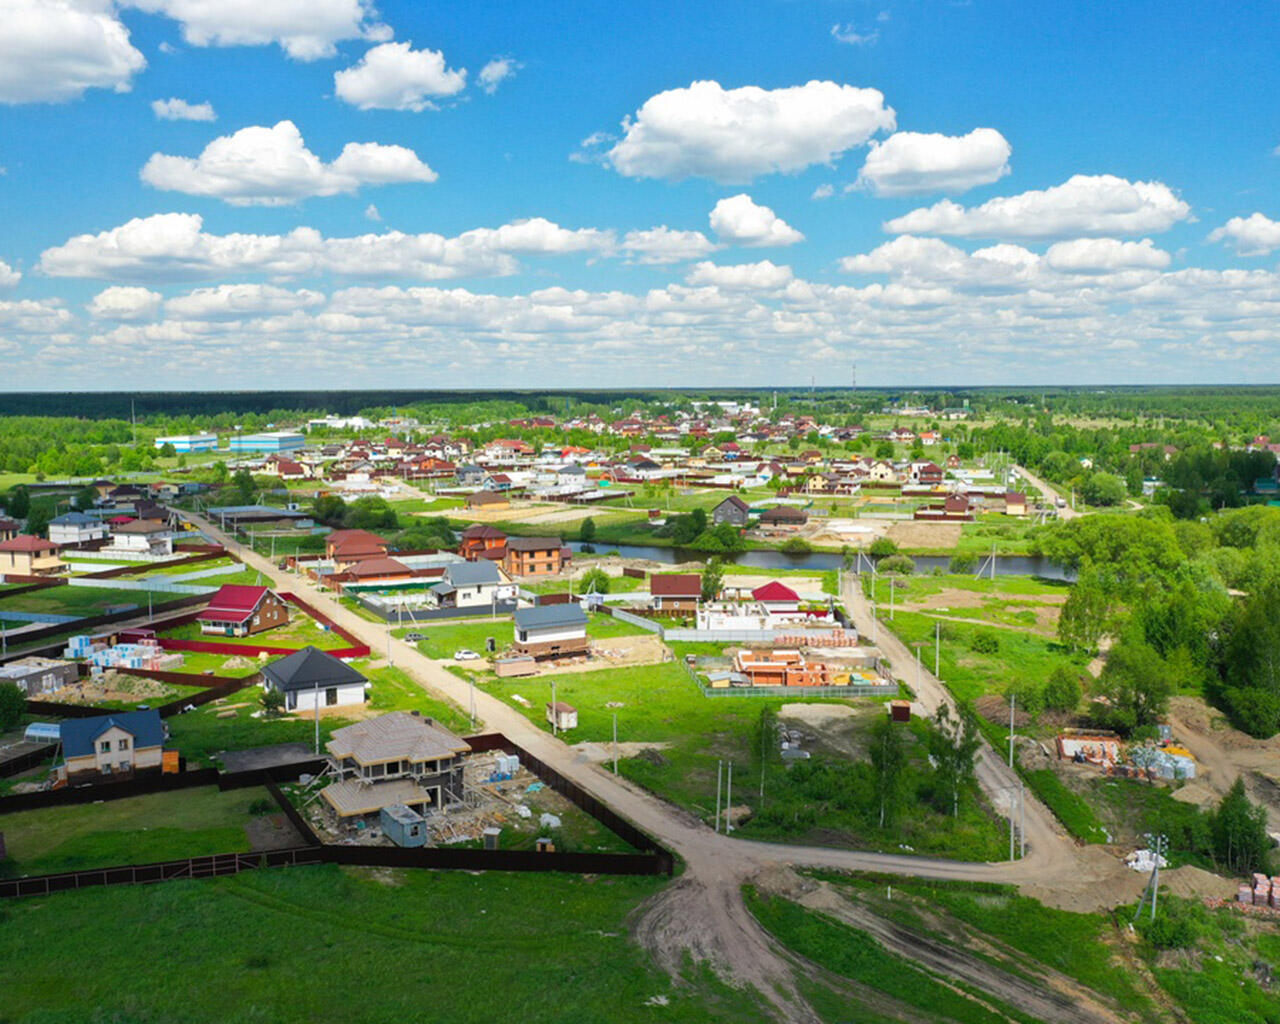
left=48, top=511, right=108, bottom=547
left=261, top=646, right=368, bottom=713
left=428, top=561, right=517, bottom=611
left=512, top=604, right=588, bottom=659
left=108, top=520, right=173, bottom=556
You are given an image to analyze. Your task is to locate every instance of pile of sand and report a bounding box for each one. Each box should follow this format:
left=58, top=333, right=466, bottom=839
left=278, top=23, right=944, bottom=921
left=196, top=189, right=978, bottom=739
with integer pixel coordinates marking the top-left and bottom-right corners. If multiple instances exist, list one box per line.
left=778, top=703, right=858, bottom=726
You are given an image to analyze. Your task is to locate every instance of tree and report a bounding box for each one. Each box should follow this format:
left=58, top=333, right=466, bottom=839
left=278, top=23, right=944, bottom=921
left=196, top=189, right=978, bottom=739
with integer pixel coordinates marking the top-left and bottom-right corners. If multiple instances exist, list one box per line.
left=874, top=441, right=894, bottom=459
left=158, top=441, right=176, bottom=458
left=1095, top=636, right=1171, bottom=732
left=701, top=557, right=725, bottom=601
left=260, top=687, right=286, bottom=718
left=580, top=566, right=610, bottom=594
left=1058, top=563, right=1111, bottom=652
left=73, top=484, right=99, bottom=510
left=1082, top=472, right=1127, bottom=507
left=579, top=516, right=596, bottom=543
left=879, top=554, right=915, bottom=575
left=313, top=493, right=346, bottom=524
left=869, top=717, right=907, bottom=828
left=0, top=681, right=24, bottom=731
left=231, top=467, right=255, bottom=504
left=779, top=536, right=812, bottom=555
left=5, top=485, right=30, bottom=519
left=868, top=537, right=898, bottom=557
left=1211, top=778, right=1270, bottom=875
left=1042, top=665, right=1083, bottom=713
left=24, top=502, right=52, bottom=538
left=928, top=704, right=981, bottom=816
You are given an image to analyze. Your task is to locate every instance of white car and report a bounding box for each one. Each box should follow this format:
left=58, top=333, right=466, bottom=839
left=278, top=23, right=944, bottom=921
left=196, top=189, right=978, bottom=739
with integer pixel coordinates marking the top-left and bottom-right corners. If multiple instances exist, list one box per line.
left=454, top=648, right=481, bottom=661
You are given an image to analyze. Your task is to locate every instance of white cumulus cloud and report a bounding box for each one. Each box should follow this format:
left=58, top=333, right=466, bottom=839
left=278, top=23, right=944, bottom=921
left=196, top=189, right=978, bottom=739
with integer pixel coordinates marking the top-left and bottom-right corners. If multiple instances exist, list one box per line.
left=710, top=194, right=804, bottom=247
left=1045, top=237, right=1171, bottom=273
left=478, top=56, right=518, bottom=94
left=151, top=96, right=216, bottom=121
left=619, top=227, right=718, bottom=264
left=164, top=283, right=323, bottom=319
left=596, top=79, right=895, bottom=183
left=686, top=260, right=793, bottom=290
left=857, top=128, right=1011, bottom=196
left=0, top=0, right=146, bottom=104
left=334, top=41, right=466, bottom=111
left=140, top=120, right=436, bottom=205
left=0, top=260, right=20, bottom=287
left=884, top=174, right=1191, bottom=240
left=39, top=212, right=613, bottom=282
left=87, top=285, right=162, bottom=320
left=1208, top=213, right=1280, bottom=256
left=121, top=0, right=389, bottom=60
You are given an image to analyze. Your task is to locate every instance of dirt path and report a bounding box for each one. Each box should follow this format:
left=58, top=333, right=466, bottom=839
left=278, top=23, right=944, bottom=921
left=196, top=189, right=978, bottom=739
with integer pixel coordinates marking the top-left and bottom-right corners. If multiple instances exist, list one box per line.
left=1014, top=464, right=1079, bottom=519
left=770, top=873, right=1134, bottom=1024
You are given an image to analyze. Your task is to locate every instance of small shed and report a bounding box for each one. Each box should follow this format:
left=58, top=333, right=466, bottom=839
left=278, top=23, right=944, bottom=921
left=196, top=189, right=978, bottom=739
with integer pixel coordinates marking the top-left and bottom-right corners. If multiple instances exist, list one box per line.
left=546, top=701, right=578, bottom=731
left=889, top=700, right=912, bottom=723
left=380, top=803, right=427, bottom=848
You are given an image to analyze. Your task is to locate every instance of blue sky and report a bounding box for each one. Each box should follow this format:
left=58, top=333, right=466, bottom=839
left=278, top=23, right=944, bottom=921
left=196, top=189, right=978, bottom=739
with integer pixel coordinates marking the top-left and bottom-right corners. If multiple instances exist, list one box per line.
left=2, top=0, right=1279, bottom=389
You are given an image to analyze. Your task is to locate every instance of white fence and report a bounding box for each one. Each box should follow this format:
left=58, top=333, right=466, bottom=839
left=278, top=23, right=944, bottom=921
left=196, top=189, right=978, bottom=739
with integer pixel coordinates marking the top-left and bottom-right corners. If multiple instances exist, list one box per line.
left=67, top=577, right=218, bottom=596
left=608, top=607, right=664, bottom=634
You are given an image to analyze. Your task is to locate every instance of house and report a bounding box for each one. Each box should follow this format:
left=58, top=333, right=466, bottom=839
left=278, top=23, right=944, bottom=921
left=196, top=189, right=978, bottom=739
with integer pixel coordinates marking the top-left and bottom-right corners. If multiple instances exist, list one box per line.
left=466, top=490, right=511, bottom=511
left=759, top=506, right=808, bottom=530
left=322, top=711, right=471, bottom=824
left=0, top=517, right=18, bottom=542
left=712, top=494, right=750, bottom=527
left=649, top=573, right=702, bottom=612
left=459, top=524, right=507, bottom=561
left=261, top=646, right=368, bottom=713
left=1004, top=492, right=1028, bottom=517
left=910, top=462, right=944, bottom=486
left=732, top=649, right=833, bottom=688
left=196, top=584, right=290, bottom=637
left=919, top=431, right=940, bottom=447
left=0, top=655, right=78, bottom=696
left=945, top=454, right=962, bottom=470
left=325, top=529, right=388, bottom=566
left=428, top=560, right=516, bottom=611
left=108, top=520, right=173, bottom=556
left=751, top=581, right=801, bottom=617
left=503, top=536, right=568, bottom=577
left=0, top=535, right=64, bottom=576
left=455, top=464, right=488, bottom=487
left=512, top=604, right=589, bottom=659
left=59, top=709, right=166, bottom=782
left=48, top=511, right=108, bottom=547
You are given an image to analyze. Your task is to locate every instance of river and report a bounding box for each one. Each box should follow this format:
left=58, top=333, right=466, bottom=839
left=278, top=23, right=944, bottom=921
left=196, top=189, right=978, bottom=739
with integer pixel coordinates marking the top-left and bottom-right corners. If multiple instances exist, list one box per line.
left=566, top=541, right=1075, bottom=581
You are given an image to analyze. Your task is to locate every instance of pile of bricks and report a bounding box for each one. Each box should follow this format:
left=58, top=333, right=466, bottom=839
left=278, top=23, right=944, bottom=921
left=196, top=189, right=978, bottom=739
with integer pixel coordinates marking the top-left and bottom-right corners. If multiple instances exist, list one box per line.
left=1236, top=873, right=1280, bottom=907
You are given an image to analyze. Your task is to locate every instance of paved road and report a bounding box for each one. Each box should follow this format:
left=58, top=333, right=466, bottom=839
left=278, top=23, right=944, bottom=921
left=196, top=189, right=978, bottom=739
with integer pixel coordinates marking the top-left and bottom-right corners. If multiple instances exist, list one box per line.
left=1013, top=464, right=1079, bottom=519
left=180, top=510, right=1115, bottom=1017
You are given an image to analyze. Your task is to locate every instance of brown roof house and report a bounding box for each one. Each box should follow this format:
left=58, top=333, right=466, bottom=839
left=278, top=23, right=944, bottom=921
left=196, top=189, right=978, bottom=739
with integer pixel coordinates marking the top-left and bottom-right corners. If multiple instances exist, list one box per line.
left=322, top=711, right=472, bottom=825
left=503, top=536, right=568, bottom=577
left=0, top=535, right=64, bottom=577
left=325, top=529, right=388, bottom=568
left=712, top=494, right=750, bottom=527
left=649, top=573, right=702, bottom=612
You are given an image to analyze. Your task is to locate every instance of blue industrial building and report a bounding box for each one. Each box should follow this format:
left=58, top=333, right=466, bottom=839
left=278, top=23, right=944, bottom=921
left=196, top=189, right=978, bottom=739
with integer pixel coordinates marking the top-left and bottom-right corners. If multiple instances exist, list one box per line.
left=229, top=431, right=305, bottom=453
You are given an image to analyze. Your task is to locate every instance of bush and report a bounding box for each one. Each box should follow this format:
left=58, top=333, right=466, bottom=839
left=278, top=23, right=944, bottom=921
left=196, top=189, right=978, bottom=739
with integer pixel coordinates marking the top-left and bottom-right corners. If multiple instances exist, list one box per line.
left=248, top=798, right=276, bottom=816
left=948, top=553, right=979, bottom=573
left=1137, top=897, right=1206, bottom=950
left=879, top=554, right=916, bottom=575
left=869, top=537, right=898, bottom=557
left=579, top=567, right=610, bottom=595
left=1042, top=666, right=1083, bottom=713
left=0, top=682, right=24, bottom=731
left=970, top=631, right=1000, bottom=655
left=779, top=537, right=812, bottom=555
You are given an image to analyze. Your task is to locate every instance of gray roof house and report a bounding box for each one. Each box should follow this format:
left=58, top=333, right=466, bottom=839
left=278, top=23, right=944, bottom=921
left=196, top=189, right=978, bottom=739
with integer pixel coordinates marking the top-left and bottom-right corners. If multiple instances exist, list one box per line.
left=261, top=646, right=368, bottom=713
left=512, top=604, right=589, bottom=659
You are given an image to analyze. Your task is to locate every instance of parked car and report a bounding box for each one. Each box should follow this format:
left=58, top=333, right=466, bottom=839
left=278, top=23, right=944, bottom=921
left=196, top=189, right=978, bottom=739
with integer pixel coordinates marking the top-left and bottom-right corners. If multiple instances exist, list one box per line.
left=405, top=632, right=424, bottom=642
left=454, top=648, right=481, bottom=661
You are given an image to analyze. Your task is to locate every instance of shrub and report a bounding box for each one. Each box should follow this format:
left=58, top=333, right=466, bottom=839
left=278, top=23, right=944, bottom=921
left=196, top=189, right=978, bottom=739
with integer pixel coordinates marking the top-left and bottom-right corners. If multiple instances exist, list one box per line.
left=0, top=682, right=24, bottom=732
left=248, top=798, right=276, bottom=816
left=970, top=631, right=1000, bottom=655
left=869, top=537, right=898, bottom=557
left=1137, top=897, right=1206, bottom=950
left=779, top=537, right=812, bottom=555
left=1042, top=666, right=1082, bottom=712
left=879, top=554, right=916, bottom=575
left=948, top=552, right=979, bottom=573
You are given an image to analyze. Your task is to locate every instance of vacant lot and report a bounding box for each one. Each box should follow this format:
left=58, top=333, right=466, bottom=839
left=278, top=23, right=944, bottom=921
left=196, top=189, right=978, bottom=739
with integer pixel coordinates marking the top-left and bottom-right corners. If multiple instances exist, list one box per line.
left=0, top=867, right=765, bottom=1023
left=396, top=611, right=648, bottom=660
left=0, top=786, right=269, bottom=877
left=162, top=612, right=350, bottom=651
left=0, top=585, right=141, bottom=618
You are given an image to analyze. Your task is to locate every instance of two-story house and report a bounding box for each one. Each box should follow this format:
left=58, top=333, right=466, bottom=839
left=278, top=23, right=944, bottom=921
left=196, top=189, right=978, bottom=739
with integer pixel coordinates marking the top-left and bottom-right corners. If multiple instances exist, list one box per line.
left=59, top=709, right=166, bottom=782
left=502, top=536, right=568, bottom=577
left=428, top=561, right=517, bottom=611
left=48, top=511, right=108, bottom=547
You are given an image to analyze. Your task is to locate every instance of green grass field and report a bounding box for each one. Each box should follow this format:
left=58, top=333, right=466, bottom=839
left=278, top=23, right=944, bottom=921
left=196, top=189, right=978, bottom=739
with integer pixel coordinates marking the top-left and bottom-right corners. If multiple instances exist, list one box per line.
left=166, top=700, right=358, bottom=765
left=0, top=585, right=143, bottom=618
left=0, top=866, right=766, bottom=1023
left=0, top=786, right=267, bottom=877
left=362, top=662, right=473, bottom=732
left=396, top=611, right=648, bottom=659
left=161, top=614, right=350, bottom=651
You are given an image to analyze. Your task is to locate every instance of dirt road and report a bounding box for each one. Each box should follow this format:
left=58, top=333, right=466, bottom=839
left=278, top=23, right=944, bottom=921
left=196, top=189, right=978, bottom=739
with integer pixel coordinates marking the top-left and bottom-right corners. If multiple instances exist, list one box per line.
left=1014, top=464, right=1078, bottom=519
left=182, top=510, right=1122, bottom=1019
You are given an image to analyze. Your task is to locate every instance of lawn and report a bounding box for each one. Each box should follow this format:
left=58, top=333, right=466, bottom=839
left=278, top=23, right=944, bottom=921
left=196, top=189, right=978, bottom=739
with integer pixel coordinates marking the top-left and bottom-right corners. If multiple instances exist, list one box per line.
left=161, top=613, right=351, bottom=651
left=0, top=786, right=268, bottom=877
left=0, top=585, right=143, bottom=618
left=396, top=611, right=647, bottom=660
left=0, top=867, right=766, bottom=1023
left=874, top=608, right=1087, bottom=703
left=166, top=700, right=358, bottom=766
left=361, top=662, right=473, bottom=733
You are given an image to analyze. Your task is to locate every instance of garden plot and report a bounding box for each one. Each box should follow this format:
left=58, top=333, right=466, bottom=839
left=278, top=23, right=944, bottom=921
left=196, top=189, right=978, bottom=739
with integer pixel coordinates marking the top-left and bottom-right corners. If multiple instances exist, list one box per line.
left=44, top=670, right=204, bottom=708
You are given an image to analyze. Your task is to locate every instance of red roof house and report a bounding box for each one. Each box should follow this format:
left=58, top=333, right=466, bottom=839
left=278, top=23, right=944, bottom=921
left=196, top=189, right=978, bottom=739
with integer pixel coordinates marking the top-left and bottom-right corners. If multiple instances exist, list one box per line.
left=649, top=573, right=702, bottom=610
left=196, top=585, right=290, bottom=637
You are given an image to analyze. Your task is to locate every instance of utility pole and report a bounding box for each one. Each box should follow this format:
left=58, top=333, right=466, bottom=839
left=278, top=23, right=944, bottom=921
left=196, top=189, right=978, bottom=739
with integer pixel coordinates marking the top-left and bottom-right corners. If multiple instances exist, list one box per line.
left=469, top=674, right=476, bottom=729
left=551, top=680, right=557, bottom=737
left=934, top=620, right=941, bottom=677
left=889, top=577, right=895, bottom=620
left=612, top=712, right=618, bottom=775
left=1008, top=692, right=1016, bottom=768
left=715, top=760, right=723, bottom=833
left=313, top=681, right=320, bottom=754
left=726, top=761, right=734, bottom=835
left=386, top=622, right=392, bottom=666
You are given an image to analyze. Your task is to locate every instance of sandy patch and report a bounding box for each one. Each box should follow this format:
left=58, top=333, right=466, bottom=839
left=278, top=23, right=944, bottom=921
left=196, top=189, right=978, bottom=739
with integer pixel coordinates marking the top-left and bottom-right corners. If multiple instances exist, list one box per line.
left=569, top=740, right=673, bottom=763
left=778, top=703, right=858, bottom=726
left=885, top=521, right=964, bottom=549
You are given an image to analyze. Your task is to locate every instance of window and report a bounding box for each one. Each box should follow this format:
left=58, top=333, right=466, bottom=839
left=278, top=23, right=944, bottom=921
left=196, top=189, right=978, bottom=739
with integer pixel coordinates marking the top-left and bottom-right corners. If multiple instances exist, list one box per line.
left=118, top=760, right=131, bottom=772
left=99, top=740, right=111, bottom=753
left=118, top=738, right=129, bottom=750
left=326, top=687, right=338, bottom=706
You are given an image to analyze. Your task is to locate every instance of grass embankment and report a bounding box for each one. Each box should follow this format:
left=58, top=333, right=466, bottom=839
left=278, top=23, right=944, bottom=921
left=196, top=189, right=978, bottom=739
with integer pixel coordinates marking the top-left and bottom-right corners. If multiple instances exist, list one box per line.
left=0, top=786, right=267, bottom=876
left=0, top=867, right=766, bottom=1022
